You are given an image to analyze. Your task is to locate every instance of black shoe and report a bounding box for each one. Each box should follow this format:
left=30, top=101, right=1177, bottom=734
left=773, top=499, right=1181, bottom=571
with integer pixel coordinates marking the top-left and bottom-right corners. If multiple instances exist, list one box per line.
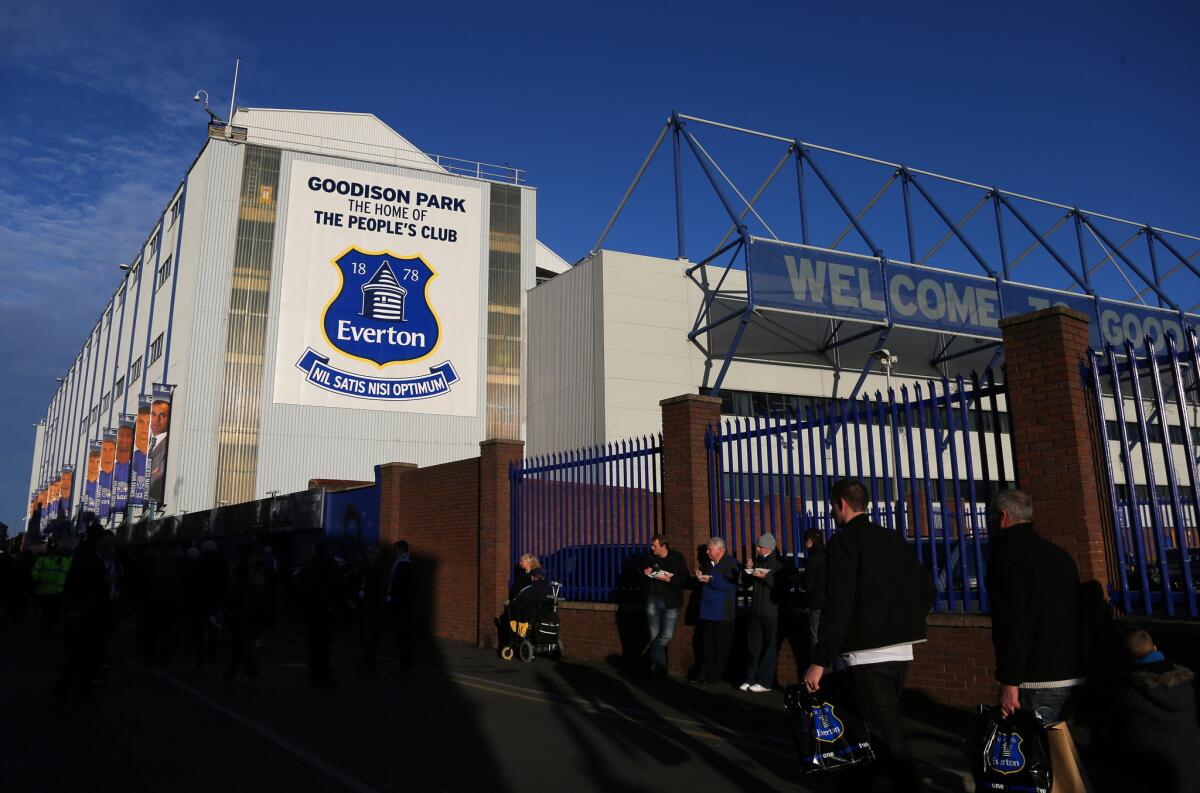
left=687, top=675, right=708, bottom=686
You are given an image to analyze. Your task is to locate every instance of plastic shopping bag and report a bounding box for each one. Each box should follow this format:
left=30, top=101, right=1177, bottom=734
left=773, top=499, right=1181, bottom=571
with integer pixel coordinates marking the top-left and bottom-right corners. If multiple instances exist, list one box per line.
left=783, top=685, right=875, bottom=774
left=974, top=707, right=1052, bottom=793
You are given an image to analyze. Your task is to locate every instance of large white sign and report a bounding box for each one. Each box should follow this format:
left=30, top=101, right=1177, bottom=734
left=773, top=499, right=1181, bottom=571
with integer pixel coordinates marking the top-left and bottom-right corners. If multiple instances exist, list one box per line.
left=273, top=161, right=482, bottom=416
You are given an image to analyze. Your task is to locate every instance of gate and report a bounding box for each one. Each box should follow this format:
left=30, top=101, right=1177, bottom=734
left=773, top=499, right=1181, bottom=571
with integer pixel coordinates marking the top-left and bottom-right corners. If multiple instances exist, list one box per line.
left=1091, top=333, right=1200, bottom=618
left=510, top=436, right=663, bottom=602
left=706, top=372, right=1013, bottom=614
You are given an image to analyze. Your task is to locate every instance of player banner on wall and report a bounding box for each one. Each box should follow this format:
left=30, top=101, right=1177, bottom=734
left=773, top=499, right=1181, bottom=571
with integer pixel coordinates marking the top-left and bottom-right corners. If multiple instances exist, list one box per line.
left=113, top=414, right=134, bottom=513
left=272, top=161, right=483, bottom=416
left=147, top=384, right=172, bottom=506
left=85, top=442, right=101, bottom=515
left=60, top=466, right=74, bottom=521
left=131, top=396, right=151, bottom=507
left=97, top=429, right=116, bottom=520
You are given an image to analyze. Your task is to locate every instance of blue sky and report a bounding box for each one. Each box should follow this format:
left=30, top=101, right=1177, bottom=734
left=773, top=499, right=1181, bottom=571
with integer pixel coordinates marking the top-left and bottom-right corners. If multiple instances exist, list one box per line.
left=2, top=0, right=1197, bottom=530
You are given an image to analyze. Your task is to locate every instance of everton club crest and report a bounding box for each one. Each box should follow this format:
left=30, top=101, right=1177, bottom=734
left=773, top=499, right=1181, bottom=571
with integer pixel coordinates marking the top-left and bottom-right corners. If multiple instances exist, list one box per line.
left=987, top=731, right=1026, bottom=775
left=296, top=247, right=459, bottom=401
left=811, top=702, right=845, bottom=743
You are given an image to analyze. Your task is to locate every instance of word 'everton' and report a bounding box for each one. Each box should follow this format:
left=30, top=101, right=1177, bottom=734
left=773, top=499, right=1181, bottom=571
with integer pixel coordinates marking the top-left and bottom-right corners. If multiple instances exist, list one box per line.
left=307, top=177, right=467, bottom=212
left=335, top=320, right=427, bottom=349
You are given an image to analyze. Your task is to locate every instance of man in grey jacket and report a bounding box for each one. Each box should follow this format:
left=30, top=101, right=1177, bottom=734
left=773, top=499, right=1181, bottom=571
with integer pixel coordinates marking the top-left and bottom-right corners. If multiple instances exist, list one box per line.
left=739, top=533, right=786, bottom=692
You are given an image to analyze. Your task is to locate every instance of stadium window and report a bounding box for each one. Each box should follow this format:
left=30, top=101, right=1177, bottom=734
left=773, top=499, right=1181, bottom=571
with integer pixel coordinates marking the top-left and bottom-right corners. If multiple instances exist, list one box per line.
left=156, top=255, right=172, bottom=290
left=104, top=306, right=112, bottom=327
left=113, top=377, right=124, bottom=400
left=149, top=231, right=159, bottom=257
left=117, top=286, right=126, bottom=311
left=130, top=357, right=142, bottom=385
left=149, top=334, right=164, bottom=365
left=169, top=198, right=181, bottom=225
left=100, top=393, right=109, bottom=413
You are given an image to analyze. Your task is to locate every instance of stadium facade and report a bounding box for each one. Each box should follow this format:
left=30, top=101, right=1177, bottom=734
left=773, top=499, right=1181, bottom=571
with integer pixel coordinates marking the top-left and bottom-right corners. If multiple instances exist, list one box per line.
left=26, top=109, right=567, bottom=524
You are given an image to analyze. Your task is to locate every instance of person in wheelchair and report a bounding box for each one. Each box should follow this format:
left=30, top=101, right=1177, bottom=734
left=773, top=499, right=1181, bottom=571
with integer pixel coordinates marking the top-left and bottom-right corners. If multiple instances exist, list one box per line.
left=501, top=555, right=559, bottom=661
left=509, top=555, right=551, bottom=628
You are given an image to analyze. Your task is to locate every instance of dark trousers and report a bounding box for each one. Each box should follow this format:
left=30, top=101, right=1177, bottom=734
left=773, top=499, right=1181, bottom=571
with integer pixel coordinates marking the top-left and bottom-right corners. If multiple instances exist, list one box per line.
left=697, top=619, right=735, bottom=682
left=55, top=615, right=102, bottom=699
left=359, top=609, right=383, bottom=671
left=306, top=611, right=335, bottom=682
left=38, top=594, right=62, bottom=633
left=393, top=612, right=414, bottom=670
left=840, top=661, right=922, bottom=793
left=225, top=624, right=258, bottom=681
left=190, top=610, right=220, bottom=667
left=744, top=615, right=779, bottom=686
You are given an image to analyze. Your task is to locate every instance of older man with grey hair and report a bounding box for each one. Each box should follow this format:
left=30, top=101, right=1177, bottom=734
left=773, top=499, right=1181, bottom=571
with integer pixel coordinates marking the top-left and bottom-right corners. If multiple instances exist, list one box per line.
left=688, top=536, right=740, bottom=685
left=987, top=487, right=1088, bottom=793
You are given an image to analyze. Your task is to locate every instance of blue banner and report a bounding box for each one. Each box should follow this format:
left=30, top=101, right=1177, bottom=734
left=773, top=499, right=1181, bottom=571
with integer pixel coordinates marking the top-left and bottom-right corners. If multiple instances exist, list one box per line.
left=97, top=429, right=116, bottom=520
left=85, top=442, right=100, bottom=515
left=131, top=397, right=150, bottom=507
left=295, top=349, right=460, bottom=401
left=746, top=239, right=1197, bottom=352
left=113, top=414, right=134, bottom=514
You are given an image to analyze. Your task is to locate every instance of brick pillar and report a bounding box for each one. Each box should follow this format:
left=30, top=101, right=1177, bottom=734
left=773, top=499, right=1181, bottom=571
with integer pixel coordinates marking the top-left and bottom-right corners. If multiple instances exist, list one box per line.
left=660, top=394, right=723, bottom=551
left=659, top=393, right=723, bottom=676
left=376, top=462, right=417, bottom=544
left=999, top=306, right=1109, bottom=588
left=478, top=438, right=524, bottom=649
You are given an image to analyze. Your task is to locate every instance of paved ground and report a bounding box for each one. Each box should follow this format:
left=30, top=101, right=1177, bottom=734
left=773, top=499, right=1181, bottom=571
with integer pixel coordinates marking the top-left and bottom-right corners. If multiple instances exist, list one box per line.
left=0, top=618, right=979, bottom=792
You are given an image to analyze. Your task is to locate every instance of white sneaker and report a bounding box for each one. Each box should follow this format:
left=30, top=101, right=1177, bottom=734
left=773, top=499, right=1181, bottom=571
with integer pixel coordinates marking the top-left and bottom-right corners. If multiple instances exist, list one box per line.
left=748, top=683, right=770, bottom=693
left=738, top=682, right=752, bottom=691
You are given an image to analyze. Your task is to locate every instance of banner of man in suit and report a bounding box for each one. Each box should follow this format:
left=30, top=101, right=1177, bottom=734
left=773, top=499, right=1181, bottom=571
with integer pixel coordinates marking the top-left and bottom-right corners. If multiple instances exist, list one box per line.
left=131, top=397, right=151, bottom=507
left=59, top=466, right=74, bottom=521
left=98, top=429, right=116, bottom=520
left=85, top=442, right=101, bottom=515
left=148, top=384, right=172, bottom=506
left=114, top=415, right=134, bottom=514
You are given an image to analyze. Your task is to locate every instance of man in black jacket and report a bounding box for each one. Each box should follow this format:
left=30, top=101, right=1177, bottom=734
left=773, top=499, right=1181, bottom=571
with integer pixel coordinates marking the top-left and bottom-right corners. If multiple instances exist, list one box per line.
left=803, top=478, right=933, bottom=793
left=641, top=534, right=688, bottom=676
left=54, top=524, right=111, bottom=701
left=1093, top=628, right=1200, bottom=793
left=987, top=488, right=1087, bottom=793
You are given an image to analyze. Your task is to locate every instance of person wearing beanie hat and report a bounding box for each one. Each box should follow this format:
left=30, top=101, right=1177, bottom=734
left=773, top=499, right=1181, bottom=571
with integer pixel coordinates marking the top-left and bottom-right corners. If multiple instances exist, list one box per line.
left=739, top=533, right=788, bottom=693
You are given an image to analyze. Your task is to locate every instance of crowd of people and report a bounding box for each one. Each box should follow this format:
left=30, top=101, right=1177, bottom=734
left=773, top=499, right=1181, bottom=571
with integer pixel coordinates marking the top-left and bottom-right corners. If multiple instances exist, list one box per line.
left=8, top=477, right=1200, bottom=792
left=626, top=479, right=1200, bottom=793
left=0, top=523, right=419, bottom=701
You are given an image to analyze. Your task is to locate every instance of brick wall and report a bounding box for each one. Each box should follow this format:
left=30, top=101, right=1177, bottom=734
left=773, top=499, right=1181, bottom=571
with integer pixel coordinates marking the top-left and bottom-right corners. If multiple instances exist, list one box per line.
left=379, top=458, right=480, bottom=644
left=908, top=615, right=996, bottom=707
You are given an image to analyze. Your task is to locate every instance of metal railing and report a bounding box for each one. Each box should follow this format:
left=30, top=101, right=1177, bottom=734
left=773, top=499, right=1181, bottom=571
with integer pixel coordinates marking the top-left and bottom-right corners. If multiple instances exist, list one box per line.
left=242, top=124, right=526, bottom=185
left=1091, top=331, right=1200, bottom=617
left=510, top=435, right=662, bottom=602
left=707, top=372, right=1013, bottom=613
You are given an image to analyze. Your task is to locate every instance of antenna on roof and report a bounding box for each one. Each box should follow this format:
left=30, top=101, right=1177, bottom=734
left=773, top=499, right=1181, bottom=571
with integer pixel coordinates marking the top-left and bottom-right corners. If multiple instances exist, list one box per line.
left=226, top=57, right=240, bottom=139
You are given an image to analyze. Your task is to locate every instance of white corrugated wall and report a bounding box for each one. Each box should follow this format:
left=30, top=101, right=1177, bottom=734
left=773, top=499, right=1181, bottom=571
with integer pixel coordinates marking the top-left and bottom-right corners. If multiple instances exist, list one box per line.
left=170, top=140, right=244, bottom=512
left=526, top=256, right=603, bottom=455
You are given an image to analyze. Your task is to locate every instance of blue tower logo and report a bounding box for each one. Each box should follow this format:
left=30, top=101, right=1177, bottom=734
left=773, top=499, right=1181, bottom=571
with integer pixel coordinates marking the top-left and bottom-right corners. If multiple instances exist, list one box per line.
left=361, top=260, right=408, bottom=321
left=321, top=247, right=440, bottom=367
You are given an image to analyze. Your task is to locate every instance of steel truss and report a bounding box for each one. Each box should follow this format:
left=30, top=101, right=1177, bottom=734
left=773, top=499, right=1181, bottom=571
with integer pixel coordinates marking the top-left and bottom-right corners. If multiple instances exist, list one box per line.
left=590, top=111, right=1200, bottom=400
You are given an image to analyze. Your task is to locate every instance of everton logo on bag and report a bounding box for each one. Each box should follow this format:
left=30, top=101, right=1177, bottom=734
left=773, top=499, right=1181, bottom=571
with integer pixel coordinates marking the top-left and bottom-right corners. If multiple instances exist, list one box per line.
left=810, top=702, right=845, bottom=743
left=322, top=248, right=440, bottom=366
left=295, top=247, right=459, bottom=401
left=988, top=731, right=1026, bottom=774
